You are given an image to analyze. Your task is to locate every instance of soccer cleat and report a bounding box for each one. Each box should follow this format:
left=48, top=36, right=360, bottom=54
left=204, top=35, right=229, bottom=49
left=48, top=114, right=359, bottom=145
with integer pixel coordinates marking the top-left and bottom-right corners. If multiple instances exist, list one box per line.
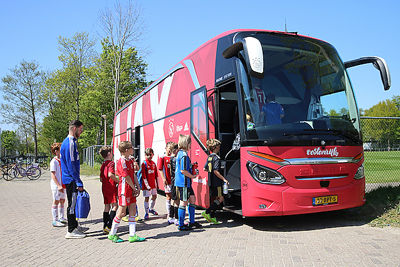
left=59, top=218, right=67, bottom=224
left=188, top=221, right=203, bottom=229
left=201, top=211, right=212, bottom=222
left=129, top=234, right=146, bottom=242
left=103, top=227, right=110, bottom=234
left=149, top=209, right=158, bottom=215
left=52, top=221, right=65, bottom=227
left=122, top=215, right=129, bottom=222
left=209, top=217, right=221, bottom=224
left=144, top=213, right=149, bottom=220
left=65, top=229, right=86, bottom=239
left=167, top=218, right=175, bottom=225
left=108, top=234, right=124, bottom=243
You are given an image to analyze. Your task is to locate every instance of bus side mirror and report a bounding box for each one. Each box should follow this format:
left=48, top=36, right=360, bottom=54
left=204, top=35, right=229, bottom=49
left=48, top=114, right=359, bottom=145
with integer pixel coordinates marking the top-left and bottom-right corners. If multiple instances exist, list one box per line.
left=223, top=37, right=264, bottom=78
left=344, top=57, right=391, bottom=91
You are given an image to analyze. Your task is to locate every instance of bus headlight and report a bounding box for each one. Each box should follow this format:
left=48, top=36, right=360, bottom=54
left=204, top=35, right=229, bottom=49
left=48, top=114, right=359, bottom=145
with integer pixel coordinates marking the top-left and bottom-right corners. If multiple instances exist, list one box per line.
left=246, top=161, right=286, bottom=185
left=354, top=164, right=365, bottom=179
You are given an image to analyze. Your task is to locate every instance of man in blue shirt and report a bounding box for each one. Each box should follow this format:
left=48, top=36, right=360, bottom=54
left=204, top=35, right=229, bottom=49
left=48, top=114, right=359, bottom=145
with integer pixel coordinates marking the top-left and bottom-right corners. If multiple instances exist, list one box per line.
left=261, top=93, right=284, bottom=125
left=61, top=120, right=85, bottom=239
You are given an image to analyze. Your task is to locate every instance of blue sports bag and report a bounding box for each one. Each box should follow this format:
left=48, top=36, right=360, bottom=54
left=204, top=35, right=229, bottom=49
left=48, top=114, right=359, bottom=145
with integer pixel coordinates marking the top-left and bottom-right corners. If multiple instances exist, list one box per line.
left=75, top=190, right=91, bottom=219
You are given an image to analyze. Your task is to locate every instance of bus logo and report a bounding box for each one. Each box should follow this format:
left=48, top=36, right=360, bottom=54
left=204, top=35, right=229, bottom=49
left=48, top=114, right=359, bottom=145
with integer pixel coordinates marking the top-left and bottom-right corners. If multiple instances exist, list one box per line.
left=306, top=147, right=339, bottom=157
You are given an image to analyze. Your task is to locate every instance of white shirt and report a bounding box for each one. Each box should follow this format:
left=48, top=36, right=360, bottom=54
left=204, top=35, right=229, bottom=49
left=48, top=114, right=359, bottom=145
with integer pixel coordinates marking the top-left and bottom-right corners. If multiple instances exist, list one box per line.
left=50, top=157, right=62, bottom=189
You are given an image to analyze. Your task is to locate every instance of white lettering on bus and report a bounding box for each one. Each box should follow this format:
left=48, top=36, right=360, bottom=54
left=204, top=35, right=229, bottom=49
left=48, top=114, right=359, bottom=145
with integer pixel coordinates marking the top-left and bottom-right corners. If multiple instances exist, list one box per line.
left=306, top=147, right=339, bottom=157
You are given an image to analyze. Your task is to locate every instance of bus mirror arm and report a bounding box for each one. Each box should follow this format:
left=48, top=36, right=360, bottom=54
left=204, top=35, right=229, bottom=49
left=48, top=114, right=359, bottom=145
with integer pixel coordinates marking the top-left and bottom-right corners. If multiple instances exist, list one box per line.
left=344, top=56, right=391, bottom=91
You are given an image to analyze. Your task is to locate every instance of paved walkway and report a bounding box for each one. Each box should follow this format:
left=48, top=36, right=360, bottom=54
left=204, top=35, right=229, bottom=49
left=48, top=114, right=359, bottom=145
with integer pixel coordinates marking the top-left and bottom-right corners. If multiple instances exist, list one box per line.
left=0, top=172, right=399, bottom=267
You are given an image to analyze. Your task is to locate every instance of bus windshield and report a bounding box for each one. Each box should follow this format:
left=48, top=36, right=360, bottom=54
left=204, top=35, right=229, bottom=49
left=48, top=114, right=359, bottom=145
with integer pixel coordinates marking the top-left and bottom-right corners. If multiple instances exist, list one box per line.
left=237, top=33, right=361, bottom=146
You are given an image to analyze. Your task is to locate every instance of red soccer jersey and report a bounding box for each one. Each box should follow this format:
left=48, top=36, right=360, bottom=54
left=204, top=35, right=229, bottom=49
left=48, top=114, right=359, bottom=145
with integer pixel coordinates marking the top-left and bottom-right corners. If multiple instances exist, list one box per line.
left=157, top=155, right=172, bottom=184
left=142, top=159, right=158, bottom=190
left=116, top=157, right=135, bottom=198
left=100, top=160, right=116, bottom=187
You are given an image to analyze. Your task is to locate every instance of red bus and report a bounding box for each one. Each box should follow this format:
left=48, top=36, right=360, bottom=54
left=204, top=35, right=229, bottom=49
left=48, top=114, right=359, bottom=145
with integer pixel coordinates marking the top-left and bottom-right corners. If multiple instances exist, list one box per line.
left=112, top=29, right=391, bottom=217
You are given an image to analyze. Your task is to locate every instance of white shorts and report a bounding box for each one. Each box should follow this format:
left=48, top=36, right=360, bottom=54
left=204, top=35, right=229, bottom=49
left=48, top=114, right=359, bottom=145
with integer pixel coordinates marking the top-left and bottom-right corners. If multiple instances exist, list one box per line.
left=51, top=187, right=66, bottom=201
left=143, top=188, right=157, bottom=197
left=164, top=184, right=172, bottom=194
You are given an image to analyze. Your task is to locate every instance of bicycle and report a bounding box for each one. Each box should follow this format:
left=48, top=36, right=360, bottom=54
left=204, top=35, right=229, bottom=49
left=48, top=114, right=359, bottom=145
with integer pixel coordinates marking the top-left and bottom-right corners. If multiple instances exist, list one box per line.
left=7, top=159, right=42, bottom=180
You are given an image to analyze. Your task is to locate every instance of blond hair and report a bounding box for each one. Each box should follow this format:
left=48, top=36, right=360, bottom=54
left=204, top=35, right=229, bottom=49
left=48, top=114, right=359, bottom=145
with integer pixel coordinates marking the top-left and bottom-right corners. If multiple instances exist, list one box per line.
left=118, top=141, right=132, bottom=153
left=178, top=134, right=191, bottom=150
left=206, top=139, right=221, bottom=152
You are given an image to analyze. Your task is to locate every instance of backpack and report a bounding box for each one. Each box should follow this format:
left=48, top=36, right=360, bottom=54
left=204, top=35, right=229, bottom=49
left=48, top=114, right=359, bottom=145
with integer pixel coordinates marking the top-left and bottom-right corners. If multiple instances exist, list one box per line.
left=136, top=161, right=147, bottom=189
left=75, top=190, right=91, bottom=219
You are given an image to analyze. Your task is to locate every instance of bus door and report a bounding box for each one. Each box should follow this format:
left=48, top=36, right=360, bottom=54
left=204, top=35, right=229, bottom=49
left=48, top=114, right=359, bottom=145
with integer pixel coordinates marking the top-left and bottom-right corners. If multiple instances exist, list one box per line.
left=190, top=86, right=209, bottom=207
left=133, top=126, right=141, bottom=163
left=216, top=80, right=242, bottom=210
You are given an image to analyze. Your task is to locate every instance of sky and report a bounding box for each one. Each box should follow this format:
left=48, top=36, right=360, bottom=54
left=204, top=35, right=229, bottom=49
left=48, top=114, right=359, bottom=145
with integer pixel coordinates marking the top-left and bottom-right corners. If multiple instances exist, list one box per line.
left=0, top=0, right=399, bottom=132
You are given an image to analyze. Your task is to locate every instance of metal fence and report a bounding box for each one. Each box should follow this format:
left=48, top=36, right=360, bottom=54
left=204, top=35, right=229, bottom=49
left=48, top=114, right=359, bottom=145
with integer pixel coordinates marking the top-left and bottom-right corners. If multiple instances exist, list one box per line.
left=82, top=145, right=103, bottom=167
left=360, top=117, right=400, bottom=191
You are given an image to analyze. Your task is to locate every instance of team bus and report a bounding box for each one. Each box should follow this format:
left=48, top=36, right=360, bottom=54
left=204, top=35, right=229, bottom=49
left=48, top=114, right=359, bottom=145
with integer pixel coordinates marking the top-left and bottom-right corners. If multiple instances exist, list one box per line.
left=112, top=29, right=391, bottom=217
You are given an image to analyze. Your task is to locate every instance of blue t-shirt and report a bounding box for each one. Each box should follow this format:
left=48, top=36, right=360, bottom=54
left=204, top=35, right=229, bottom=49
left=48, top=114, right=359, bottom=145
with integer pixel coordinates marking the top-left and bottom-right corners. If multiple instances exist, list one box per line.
left=174, top=150, right=192, bottom=188
left=262, top=101, right=284, bottom=125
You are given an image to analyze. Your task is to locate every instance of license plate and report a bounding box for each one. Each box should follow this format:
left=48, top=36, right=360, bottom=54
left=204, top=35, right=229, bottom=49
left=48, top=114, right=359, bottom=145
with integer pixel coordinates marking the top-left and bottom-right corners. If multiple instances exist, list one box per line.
left=313, top=195, right=338, bottom=206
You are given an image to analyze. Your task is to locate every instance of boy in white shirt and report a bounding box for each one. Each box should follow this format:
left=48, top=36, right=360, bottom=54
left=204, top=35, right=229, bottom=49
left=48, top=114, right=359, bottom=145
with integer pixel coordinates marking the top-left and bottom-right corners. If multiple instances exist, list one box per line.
left=50, top=143, right=67, bottom=227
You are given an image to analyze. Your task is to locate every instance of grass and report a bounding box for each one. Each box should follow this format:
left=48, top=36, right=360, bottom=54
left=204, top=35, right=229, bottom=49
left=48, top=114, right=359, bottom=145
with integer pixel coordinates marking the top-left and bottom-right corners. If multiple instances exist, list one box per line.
left=346, top=185, right=400, bottom=227
left=80, top=163, right=101, bottom=177
left=364, top=151, right=400, bottom=183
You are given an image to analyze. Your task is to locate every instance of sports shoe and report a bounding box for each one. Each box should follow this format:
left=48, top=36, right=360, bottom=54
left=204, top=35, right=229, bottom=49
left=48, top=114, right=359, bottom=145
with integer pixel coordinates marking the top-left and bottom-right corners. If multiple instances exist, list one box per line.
left=52, top=221, right=65, bottom=227
left=129, top=234, right=146, bottom=242
left=167, top=217, right=175, bottom=225
left=103, top=227, right=110, bottom=234
left=188, top=221, right=203, bottom=228
left=209, top=217, right=221, bottom=224
left=175, top=219, right=179, bottom=226
left=59, top=218, right=67, bottom=224
left=149, top=209, right=158, bottom=215
left=135, top=216, right=143, bottom=222
left=108, top=234, right=124, bottom=243
left=178, top=225, right=191, bottom=231
left=65, top=228, right=86, bottom=239
left=144, top=213, right=149, bottom=220
left=201, top=211, right=212, bottom=222
left=122, top=215, right=129, bottom=222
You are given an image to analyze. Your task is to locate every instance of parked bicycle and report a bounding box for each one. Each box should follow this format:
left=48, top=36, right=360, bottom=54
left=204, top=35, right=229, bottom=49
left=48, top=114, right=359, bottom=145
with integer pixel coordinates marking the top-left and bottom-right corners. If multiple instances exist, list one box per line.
left=6, top=159, right=42, bottom=180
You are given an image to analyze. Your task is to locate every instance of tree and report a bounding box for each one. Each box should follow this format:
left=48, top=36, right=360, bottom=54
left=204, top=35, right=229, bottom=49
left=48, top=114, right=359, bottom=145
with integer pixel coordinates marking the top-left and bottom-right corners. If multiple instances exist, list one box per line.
left=99, top=0, right=144, bottom=113
left=0, top=60, right=45, bottom=157
left=362, top=98, right=400, bottom=145
left=1, top=130, right=19, bottom=156
left=57, top=32, right=96, bottom=120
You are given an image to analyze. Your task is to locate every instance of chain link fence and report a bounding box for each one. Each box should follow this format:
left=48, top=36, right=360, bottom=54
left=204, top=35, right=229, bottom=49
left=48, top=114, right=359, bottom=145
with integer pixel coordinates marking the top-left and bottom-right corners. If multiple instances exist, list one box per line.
left=361, top=117, right=400, bottom=191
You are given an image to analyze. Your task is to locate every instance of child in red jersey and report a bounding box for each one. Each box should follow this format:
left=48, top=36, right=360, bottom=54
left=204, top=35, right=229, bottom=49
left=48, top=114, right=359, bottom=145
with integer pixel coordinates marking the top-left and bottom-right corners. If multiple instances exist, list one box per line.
left=99, top=146, right=119, bottom=234
left=108, top=141, right=145, bottom=243
left=142, top=148, right=158, bottom=220
left=158, top=142, right=174, bottom=224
